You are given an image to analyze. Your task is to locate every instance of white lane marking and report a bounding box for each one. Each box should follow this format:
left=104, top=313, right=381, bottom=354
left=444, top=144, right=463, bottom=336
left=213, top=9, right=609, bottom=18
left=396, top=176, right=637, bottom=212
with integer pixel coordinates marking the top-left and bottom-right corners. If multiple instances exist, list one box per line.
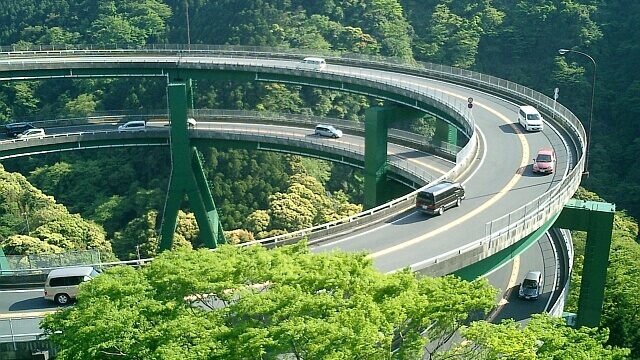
left=0, top=288, right=44, bottom=293
left=318, top=126, right=488, bottom=251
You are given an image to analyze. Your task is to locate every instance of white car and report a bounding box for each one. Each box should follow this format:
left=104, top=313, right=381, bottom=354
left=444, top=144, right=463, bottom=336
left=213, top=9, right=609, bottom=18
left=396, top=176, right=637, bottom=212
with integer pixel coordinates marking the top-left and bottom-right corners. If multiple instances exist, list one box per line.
left=118, top=120, right=147, bottom=131
left=315, top=124, right=342, bottom=138
left=17, top=128, right=45, bottom=139
left=164, top=118, right=197, bottom=127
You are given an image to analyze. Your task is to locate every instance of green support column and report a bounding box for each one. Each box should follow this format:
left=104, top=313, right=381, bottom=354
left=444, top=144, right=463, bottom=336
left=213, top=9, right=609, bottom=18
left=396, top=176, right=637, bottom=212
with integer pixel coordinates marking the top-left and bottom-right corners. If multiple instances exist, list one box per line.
left=160, top=83, right=225, bottom=251
left=434, top=120, right=458, bottom=153
left=364, top=106, right=425, bottom=209
left=189, top=150, right=225, bottom=245
left=364, top=107, right=390, bottom=210
left=555, top=199, right=615, bottom=328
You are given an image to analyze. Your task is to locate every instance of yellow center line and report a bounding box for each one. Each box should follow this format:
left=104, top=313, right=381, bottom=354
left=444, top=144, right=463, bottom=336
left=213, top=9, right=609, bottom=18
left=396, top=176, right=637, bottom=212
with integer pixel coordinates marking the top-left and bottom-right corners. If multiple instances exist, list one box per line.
left=487, top=255, right=520, bottom=322
left=367, top=98, right=529, bottom=259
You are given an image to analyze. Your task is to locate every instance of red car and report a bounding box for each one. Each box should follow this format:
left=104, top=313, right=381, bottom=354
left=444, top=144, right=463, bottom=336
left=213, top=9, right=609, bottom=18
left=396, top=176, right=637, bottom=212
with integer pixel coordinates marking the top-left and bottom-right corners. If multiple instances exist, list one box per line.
left=532, top=148, right=556, bottom=174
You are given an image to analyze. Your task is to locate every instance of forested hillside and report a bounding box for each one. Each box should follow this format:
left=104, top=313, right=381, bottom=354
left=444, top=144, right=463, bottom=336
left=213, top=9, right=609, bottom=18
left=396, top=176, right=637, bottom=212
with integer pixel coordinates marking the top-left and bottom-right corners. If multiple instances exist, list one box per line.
left=0, top=0, right=639, bottom=357
left=0, top=1, right=638, bottom=220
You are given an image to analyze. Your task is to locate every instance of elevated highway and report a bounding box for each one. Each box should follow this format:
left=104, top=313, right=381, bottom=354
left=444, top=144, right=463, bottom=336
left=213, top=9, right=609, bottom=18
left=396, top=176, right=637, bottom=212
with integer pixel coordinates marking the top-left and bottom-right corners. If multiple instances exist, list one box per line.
left=0, top=46, right=588, bottom=348
left=0, top=45, right=585, bottom=276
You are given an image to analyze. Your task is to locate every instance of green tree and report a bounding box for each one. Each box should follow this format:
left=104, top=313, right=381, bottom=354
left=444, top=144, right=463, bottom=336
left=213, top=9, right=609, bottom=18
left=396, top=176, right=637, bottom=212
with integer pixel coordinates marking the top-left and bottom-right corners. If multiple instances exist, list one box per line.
left=89, top=0, right=172, bottom=45
left=441, top=314, right=629, bottom=360
left=19, top=26, right=81, bottom=45
left=359, top=0, right=414, bottom=59
left=245, top=209, right=270, bottom=237
left=42, top=244, right=497, bottom=359
left=63, top=93, right=98, bottom=117
left=267, top=191, right=316, bottom=232
left=0, top=235, right=63, bottom=256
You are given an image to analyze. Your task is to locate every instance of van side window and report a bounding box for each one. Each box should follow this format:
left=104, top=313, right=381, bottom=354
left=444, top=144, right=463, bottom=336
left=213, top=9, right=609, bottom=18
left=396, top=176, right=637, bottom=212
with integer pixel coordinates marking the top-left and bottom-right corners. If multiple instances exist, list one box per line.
left=49, top=277, right=65, bottom=287
left=49, top=275, right=85, bottom=287
left=415, top=181, right=464, bottom=215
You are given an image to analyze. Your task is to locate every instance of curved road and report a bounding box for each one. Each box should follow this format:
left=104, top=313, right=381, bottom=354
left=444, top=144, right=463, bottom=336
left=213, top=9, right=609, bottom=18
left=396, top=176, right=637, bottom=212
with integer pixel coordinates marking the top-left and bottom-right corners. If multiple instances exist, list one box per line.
left=0, top=50, right=579, bottom=341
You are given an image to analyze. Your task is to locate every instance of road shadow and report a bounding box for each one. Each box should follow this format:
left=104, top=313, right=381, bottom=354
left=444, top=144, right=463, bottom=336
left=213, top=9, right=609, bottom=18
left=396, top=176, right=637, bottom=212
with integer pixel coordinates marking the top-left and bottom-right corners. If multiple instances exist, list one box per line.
left=390, top=210, right=431, bottom=225
left=492, top=284, right=548, bottom=323
left=498, top=124, right=519, bottom=134
left=9, top=297, right=66, bottom=312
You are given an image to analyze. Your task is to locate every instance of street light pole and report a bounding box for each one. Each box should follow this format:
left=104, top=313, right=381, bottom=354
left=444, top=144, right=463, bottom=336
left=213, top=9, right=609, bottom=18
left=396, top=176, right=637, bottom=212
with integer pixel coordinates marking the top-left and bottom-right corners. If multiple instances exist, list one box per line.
left=558, top=48, right=596, bottom=177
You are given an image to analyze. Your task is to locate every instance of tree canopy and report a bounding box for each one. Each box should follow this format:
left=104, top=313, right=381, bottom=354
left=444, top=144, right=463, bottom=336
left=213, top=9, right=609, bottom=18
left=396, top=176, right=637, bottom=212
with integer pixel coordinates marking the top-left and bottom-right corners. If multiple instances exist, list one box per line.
left=41, top=244, right=498, bottom=359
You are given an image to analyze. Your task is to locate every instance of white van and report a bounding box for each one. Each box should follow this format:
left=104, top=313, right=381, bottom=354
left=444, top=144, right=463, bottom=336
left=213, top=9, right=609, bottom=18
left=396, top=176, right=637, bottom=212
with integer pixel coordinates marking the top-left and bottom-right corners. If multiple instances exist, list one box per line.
left=518, top=105, right=544, bottom=132
left=118, top=120, right=147, bottom=131
left=315, top=124, right=342, bottom=138
left=44, top=266, right=100, bottom=304
left=297, top=57, right=327, bottom=71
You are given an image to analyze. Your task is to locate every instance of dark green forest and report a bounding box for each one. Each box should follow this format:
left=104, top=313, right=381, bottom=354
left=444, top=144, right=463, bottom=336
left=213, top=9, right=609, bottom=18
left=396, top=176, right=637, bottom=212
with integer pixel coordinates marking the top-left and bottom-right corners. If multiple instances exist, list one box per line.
left=0, top=0, right=639, bottom=358
left=0, top=0, right=638, bottom=222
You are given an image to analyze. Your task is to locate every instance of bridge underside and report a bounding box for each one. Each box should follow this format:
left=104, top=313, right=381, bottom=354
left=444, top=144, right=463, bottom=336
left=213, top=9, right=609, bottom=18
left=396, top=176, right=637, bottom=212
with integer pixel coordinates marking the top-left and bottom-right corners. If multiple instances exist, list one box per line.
left=448, top=199, right=614, bottom=329
left=0, top=60, right=468, bottom=259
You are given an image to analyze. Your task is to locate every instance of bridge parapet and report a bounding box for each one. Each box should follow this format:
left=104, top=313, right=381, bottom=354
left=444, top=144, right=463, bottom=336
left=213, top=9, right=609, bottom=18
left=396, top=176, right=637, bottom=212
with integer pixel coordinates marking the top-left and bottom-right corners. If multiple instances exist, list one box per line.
left=0, top=46, right=584, bottom=276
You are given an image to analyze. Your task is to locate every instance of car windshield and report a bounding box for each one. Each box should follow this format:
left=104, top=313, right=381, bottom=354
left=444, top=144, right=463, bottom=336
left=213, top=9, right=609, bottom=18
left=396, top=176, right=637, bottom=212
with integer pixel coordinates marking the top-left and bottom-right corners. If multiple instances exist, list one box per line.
left=523, top=279, right=538, bottom=289
left=536, top=154, right=552, bottom=162
left=527, top=114, right=541, bottom=120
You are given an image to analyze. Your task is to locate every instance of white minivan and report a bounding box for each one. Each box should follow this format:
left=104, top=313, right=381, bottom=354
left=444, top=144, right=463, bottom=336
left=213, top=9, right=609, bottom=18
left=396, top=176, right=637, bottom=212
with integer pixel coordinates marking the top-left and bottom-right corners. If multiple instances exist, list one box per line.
left=518, top=105, right=544, bottom=132
left=44, top=266, right=100, bottom=304
left=297, top=57, right=327, bottom=71
left=315, top=124, right=342, bottom=138
left=118, top=120, right=147, bottom=131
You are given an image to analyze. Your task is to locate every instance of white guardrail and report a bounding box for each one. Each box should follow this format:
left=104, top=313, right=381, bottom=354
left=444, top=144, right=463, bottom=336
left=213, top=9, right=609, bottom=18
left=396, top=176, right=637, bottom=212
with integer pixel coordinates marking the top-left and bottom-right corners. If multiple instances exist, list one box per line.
left=0, top=45, right=585, bottom=276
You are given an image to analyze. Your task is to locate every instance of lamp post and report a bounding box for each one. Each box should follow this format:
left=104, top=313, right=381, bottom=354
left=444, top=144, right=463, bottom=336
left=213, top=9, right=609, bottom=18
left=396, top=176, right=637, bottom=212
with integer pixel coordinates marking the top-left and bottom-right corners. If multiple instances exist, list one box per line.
left=558, top=48, right=596, bottom=177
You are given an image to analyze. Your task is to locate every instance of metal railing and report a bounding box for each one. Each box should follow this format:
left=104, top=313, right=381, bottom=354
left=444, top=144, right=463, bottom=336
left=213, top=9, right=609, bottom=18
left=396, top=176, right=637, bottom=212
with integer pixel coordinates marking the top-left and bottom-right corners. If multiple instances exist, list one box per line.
left=0, top=45, right=584, bottom=276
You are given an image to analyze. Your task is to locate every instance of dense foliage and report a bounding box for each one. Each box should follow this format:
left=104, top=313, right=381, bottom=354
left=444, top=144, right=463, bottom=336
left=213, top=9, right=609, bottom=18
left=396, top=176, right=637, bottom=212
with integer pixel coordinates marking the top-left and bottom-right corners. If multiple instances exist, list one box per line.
left=0, top=164, right=115, bottom=259
left=41, top=244, right=498, bottom=359
left=1, top=0, right=640, bottom=357
left=442, top=314, right=629, bottom=360
left=1, top=0, right=638, bottom=219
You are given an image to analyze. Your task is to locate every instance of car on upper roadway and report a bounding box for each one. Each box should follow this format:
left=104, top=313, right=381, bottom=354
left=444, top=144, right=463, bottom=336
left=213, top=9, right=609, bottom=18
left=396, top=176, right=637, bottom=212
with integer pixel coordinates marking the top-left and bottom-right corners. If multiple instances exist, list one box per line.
left=16, top=128, right=46, bottom=139
left=118, top=120, right=147, bottom=131
left=532, top=147, right=556, bottom=174
left=163, top=118, right=197, bottom=127
left=5, top=122, right=35, bottom=137
left=315, top=124, right=342, bottom=138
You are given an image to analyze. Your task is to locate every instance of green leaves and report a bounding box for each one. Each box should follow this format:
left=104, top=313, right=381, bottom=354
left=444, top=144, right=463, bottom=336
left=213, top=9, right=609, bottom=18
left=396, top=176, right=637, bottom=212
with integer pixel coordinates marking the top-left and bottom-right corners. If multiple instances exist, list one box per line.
left=42, top=245, right=498, bottom=359
left=444, top=314, right=630, bottom=360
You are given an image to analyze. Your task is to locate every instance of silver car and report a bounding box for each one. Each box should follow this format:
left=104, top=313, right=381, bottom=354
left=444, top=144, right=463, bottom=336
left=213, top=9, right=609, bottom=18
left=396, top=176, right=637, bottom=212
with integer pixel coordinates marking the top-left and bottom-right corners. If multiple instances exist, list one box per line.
left=518, top=270, right=542, bottom=300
